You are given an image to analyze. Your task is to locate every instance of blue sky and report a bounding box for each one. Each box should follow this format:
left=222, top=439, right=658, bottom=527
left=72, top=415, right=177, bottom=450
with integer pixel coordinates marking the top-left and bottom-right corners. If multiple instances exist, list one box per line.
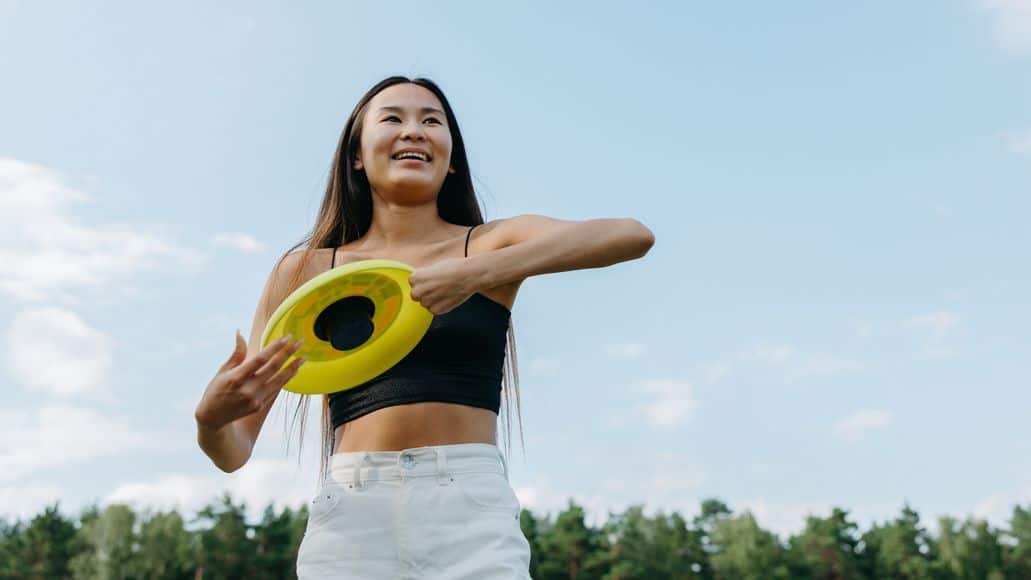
left=1, top=0, right=1029, bottom=536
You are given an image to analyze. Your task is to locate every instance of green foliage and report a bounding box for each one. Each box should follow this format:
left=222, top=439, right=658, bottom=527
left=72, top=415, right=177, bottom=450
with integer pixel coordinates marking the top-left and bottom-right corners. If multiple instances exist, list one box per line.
left=68, top=503, right=136, bottom=579
left=13, top=503, right=77, bottom=579
left=860, top=504, right=936, bottom=579
left=194, top=492, right=259, bottom=579
left=132, top=509, right=196, bottom=580
left=521, top=507, right=545, bottom=578
left=1004, top=505, right=1031, bottom=579
left=534, top=500, right=611, bottom=579
left=935, top=515, right=1005, bottom=579
left=787, top=508, right=863, bottom=579
left=2, top=496, right=1031, bottom=579
left=251, top=504, right=304, bottom=580
left=709, top=511, right=790, bottom=579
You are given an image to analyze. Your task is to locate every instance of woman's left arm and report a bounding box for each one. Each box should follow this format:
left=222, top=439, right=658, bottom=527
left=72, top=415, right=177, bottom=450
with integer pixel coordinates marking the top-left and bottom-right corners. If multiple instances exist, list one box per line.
left=467, top=215, right=655, bottom=290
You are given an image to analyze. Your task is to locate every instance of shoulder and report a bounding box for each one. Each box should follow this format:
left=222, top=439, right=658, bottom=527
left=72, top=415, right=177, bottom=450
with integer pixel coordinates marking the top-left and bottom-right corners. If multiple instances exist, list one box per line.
left=261, top=249, right=330, bottom=311
left=272, top=249, right=321, bottom=280
left=471, top=214, right=574, bottom=251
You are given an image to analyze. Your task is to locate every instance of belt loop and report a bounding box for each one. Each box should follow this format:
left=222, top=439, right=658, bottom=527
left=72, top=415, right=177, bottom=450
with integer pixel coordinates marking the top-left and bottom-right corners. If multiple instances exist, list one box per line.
left=353, top=452, right=367, bottom=490
left=435, top=448, right=449, bottom=486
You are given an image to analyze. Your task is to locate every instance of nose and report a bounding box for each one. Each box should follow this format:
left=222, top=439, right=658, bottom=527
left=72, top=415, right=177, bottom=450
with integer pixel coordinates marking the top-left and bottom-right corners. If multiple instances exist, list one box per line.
left=400, top=119, right=426, bottom=141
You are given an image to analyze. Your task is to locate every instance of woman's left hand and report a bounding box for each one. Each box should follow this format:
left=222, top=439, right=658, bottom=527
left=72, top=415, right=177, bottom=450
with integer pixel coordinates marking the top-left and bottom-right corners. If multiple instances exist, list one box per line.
left=408, top=257, right=478, bottom=315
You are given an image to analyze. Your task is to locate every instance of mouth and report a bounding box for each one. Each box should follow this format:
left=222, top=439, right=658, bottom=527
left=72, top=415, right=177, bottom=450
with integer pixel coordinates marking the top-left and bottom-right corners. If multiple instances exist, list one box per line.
left=394, top=158, right=429, bottom=166
left=391, top=151, right=432, bottom=163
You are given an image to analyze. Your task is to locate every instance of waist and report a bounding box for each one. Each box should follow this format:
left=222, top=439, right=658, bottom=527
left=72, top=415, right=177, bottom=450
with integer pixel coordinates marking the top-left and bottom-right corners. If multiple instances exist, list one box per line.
left=327, top=442, right=507, bottom=483
left=333, top=402, right=498, bottom=452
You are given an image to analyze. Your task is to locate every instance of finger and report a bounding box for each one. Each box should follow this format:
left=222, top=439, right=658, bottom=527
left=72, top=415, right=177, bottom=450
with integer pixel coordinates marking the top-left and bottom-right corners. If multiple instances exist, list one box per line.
left=255, top=339, right=304, bottom=378
left=219, top=331, right=248, bottom=371
left=261, top=356, right=306, bottom=401
left=228, top=336, right=293, bottom=381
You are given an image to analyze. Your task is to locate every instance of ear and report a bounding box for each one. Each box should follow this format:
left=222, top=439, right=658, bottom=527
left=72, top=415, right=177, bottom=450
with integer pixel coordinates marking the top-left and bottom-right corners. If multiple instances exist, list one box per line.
left=448, top=166, right=456, bottom=174
left=354, top=157, right=363, bottom=171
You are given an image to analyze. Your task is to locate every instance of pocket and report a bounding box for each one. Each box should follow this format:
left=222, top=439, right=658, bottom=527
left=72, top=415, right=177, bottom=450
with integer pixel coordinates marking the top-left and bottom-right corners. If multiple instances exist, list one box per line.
left=454, top=471, right=521, bottom=514
left=307, top=482, right=344, bottom=528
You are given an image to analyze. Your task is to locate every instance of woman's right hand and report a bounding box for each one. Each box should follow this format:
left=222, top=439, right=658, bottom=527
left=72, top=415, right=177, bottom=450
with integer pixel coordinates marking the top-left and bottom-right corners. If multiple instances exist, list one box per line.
left=194, top=331, right=307, bottom=430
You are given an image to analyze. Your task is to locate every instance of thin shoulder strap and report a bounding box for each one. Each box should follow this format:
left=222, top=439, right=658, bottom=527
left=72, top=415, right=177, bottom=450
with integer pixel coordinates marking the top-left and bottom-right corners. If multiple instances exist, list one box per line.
left=330, top=247, right=336, bottom=269
left=465, top=225, right=477, bottom=258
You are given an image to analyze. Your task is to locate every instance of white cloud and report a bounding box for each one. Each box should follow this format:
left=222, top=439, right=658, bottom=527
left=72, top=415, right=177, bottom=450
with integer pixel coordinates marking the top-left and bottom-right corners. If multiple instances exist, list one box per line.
left=699, top=361, right=733, bottom=383
left=632, top=378, right=699, bottom=428
left=1002, top=128, right=1031, bottom=157
left=5, top=307, right=113, bottom=398
left=107, top=458, right=316, bottom=523
left=738, top=498, right=834, bottom=538
left=976, top=0, right=1031, bottom=55
left=0, top=157, right=205, bottom=303
left=0, top=484, right=63, bottom=521
left=512, top=451, right=706, bottom=529
left=786, top=353, right=866, bottom=382
left=753, top=343, right=796, bottom=365
left=737, top=498, right=897, bottom=538
left=906, top=311, right=958, bottom=337
left=644, top=452, right=706, bottom=494
left=0, top=406, right=159, bottom=482
left=972, top=485, right=1031, bottom=526
left=685, top=341, right=864, bottom=391
left=855, top=321, right=874, bottom=338
left=511, top=478, right=569, bottom=519
left=748, top=342, right=865, bottom=383
left=833, top=408, right=892, bottom=442
left=211, top=232, right=266, bottom=253
left=904, top=310, right=959, bottom=360
left=904, top=191, right=954, bottom=217
left=605, top=342, right=645, bottom=358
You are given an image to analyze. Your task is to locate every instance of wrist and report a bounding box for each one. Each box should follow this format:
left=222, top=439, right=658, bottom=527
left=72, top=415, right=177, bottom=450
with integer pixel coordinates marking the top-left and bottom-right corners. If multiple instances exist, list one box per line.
left=194, top=408, right=228, bottom=433
left=464, top=252, right=495, bottom=293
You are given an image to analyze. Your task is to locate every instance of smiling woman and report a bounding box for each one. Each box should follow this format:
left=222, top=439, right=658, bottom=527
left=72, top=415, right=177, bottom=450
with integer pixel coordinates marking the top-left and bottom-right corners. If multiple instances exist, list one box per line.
left=193, top=75, right=654, bottom=579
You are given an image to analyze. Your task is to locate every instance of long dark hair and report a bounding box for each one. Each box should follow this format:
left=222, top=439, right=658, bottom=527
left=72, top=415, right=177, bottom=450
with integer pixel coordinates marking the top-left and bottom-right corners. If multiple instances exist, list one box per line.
left=263, top=76, right=524, bottom=483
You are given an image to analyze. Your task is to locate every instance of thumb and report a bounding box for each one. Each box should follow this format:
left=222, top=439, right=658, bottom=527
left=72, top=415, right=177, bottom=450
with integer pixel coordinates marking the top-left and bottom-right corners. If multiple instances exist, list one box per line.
left=222, top=330, right=247, bottom=369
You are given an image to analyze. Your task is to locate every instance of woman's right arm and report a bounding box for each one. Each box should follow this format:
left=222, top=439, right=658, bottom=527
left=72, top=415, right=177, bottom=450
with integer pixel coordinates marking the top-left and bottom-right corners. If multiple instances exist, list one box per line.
left=194, top=252, right=308, bottom=473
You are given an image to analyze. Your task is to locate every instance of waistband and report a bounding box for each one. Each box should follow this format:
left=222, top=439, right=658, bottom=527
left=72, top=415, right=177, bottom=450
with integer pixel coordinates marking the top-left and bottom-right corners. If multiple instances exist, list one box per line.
left=327, top=443, right=508, bottom=489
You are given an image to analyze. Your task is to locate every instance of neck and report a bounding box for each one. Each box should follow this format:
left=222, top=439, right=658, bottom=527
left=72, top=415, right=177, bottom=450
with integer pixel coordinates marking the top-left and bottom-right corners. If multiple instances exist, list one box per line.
left=358, top=192, right=453, bottom=250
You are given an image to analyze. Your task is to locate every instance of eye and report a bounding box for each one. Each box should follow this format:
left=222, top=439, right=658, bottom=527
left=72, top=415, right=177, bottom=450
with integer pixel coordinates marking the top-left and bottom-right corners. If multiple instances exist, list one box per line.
left=383, top=115, right=401, bottom=122
left=425, top=117, right=442, bottom=124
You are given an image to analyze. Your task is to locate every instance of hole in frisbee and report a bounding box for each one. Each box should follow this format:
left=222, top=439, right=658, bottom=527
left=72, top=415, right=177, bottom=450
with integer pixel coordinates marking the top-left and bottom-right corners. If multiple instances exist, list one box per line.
left=313, top=295, right=376, bottom=351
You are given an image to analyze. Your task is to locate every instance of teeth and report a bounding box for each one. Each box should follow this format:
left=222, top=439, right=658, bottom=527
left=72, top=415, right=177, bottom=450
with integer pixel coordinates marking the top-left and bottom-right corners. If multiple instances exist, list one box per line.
left=394, top=152, right=429, bottom=161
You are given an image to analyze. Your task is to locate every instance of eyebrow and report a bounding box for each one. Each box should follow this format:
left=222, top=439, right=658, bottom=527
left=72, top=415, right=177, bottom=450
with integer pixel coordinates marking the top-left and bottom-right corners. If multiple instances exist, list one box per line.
left=376, top=106, right=445, bottom=116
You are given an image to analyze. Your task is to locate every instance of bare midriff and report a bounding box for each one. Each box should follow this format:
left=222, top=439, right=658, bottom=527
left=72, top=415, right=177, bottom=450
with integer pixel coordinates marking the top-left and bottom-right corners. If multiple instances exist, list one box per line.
left=332, top=402, right=498, bottom=453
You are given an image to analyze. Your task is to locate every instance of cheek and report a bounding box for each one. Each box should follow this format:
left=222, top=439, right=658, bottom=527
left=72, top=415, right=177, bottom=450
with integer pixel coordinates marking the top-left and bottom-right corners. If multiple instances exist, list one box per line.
left=362, top=127, right=393, bottom=156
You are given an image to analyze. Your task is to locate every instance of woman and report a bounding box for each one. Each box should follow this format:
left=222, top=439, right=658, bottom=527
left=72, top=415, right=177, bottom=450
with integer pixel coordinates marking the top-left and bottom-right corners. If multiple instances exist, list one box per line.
left=194, top=76, right=655, bottom=579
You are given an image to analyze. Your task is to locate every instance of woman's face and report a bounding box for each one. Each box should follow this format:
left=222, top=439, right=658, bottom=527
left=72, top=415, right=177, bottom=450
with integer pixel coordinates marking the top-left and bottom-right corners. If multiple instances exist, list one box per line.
left=355, top=83, right=454, bottom=203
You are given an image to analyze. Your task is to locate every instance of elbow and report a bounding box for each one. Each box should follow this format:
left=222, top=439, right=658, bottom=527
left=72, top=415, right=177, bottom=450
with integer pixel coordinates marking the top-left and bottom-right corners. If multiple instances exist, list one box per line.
left=212, top=454, right=249, bottom=474
left=627, top=219, right=655, bottom=256
left=195, top=442, right=239, bottom=474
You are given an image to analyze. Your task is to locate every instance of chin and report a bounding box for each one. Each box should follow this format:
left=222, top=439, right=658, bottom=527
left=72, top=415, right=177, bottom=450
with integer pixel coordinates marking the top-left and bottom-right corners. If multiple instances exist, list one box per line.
left=377, top=180, right=443, bottom=201
left=389, top=174, right=445, bottom=189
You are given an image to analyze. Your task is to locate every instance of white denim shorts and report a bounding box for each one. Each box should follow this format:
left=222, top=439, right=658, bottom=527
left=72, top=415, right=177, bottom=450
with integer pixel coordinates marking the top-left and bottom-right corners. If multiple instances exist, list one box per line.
left=296, top=442, right=532, bottom=579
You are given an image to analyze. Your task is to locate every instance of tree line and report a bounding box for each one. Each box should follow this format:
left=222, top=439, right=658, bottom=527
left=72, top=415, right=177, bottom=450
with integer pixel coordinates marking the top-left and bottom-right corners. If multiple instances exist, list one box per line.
left=1, top=494, right=1030, bottom=579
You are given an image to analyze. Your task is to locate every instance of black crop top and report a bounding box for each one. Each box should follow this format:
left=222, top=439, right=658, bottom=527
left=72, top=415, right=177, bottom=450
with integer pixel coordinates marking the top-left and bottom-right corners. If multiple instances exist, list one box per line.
left=327, top=225, right=511, bottom=429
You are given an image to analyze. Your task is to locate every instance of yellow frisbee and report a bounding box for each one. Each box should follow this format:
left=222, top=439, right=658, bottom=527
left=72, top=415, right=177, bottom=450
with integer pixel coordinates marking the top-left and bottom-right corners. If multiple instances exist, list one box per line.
left=260, top=258, right=433, bottom=395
